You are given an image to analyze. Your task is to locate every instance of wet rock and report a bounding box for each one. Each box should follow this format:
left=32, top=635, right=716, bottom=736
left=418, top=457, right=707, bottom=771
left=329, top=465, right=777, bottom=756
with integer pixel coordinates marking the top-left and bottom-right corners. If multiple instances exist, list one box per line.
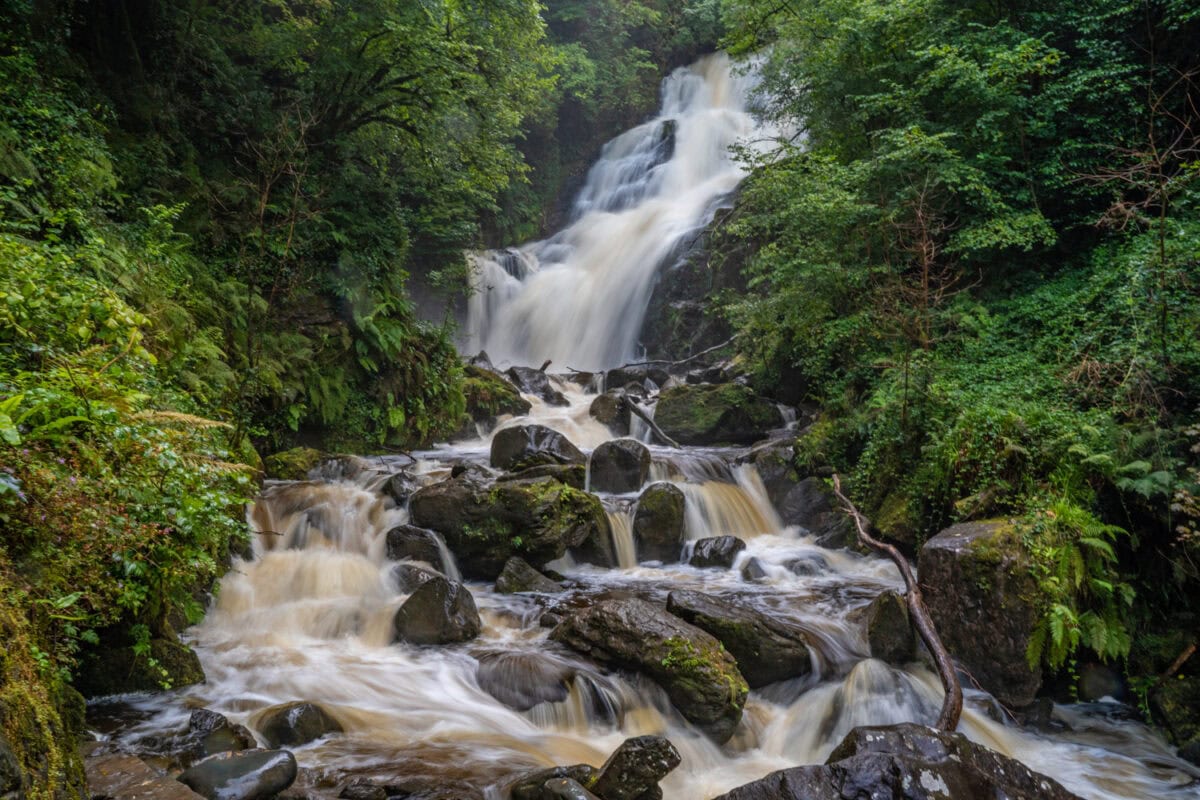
left=666, top=590, right=811, bottom=688
left=589, top=439, right=651, bottom=494
left=771, top=477, right=854, bottom=548
left=605, top=365, right=671, bottom=391
left=410, top=475, right=608, bottom=579
left=918, top=520, right=1041, bottom=708
left=589, top=391, right=631, bottom=436
left=491, top=425, right=586, bottom=472
left=392, top=563, right=442, bottom=593
left=863, top=590, right=916, bottom=665
left=740, top=557, right=769, bottom=582
left=339, top=782, right=387, bottom=800
left=689, top=536, right=746, bottom=569
left=381, top=471, right=417, bottom=506
left=550, top=597, right=748, bottom=743
left=464, top=364, right=532, bottom=424
left=77, top=634, right=205, bottom=697
left=783, top=553, right=828, bottom=576
left=654, top=384, right=781, bottom=446
left=186, top=709, right=256, bottom=759
left=178, top=749, right=298, bottom=800
left=190, top=709, right=231, bottom=736
left=750, top=442, right=797, bottom=507
left=385, top=525, right=447, bottom=570
left=543, top=778, right=601, bottom=799
left=87, top=752, right=204, bottom=800
left=633, top=483, right=686, bottom=563
left=497, top=463, right=587, bottom=490
left=393, top=575, right=481, bottom=645
left=495, top=557, right=564, bottom=594
left=508, top=765, right=600, bottom=800
left=712, top=722, right=1083, bottom=800
left=263, top=446, right=324, bottom=480
left=506, top=366, right=569, bottom=406
left=591, top=735, right=681, bottom=800
left=258, top=701, right=343, bottom=748
left=475, top=651, right=574, bottom=711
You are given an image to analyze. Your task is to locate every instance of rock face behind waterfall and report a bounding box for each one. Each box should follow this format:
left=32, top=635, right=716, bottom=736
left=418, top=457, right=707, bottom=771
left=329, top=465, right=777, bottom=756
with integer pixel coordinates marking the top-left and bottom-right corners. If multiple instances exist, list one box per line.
left=918, top=520, right=1041, bottom=708
left=409, top=474, right=608, bottom=579
left=655, top=384, right=781, bottom=446
left=713, top=723, right=1083, bottom=800
left=549, top=597, right=748, bottom=743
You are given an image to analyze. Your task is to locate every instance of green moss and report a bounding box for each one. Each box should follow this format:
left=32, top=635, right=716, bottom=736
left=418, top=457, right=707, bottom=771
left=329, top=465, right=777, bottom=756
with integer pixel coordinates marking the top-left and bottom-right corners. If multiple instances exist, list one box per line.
left=263, top=446, right=324, bottom=480
left=463, top=365, right=531, bottom=422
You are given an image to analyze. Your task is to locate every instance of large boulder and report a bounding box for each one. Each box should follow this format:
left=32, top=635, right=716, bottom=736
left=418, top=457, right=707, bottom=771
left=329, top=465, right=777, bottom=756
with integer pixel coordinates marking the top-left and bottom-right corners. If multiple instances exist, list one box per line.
left=506, top=366, right=569, bottom=406
left=654, top=384, right=781, bottom=446
left=605, top=365, right=671, bottom=391
left=770, top=476, right=854, bottom=548
left=409, top=474, right=609, bottom=579
left=861, top=590, right=916, bottom=665
left=918, top=520, right=1041, bottom=708
left=385, top=525, right=448, bottom=571
left=491, top=425, right=586, bottom=472
left=463, top=364, right=532, bottom=425
left=589, top=439, right=651, bottom=494
left=77, top=634, right=205, bottom=697
left=263, top=446, right=323, bottom=480
left=591, top=735, right=681, bottom=800
left=665, top=590, right=811, bottom=688
left=495, top=557, right=564, bottom=594
left=497, top=463, right=587, bottom=490
left=182, top=709, right=256, bottom=764
left=508, top=765, right=600, bottom=800
left=177, top=749, right=298, bottom=800
left=633, top=483, right=686, bottom=563
left=589, top=391, right=631, bottom=436
left=549, top=597, right=748, bottom=743
left=712, top=723, right=1083, bottom=800
left=393, top=575, right=481, bottom=645
left=257, top=701, right=343, bottom=748
left=475, top=652, right=574, bottom=712
left=689, top=536, right=746, bottom=569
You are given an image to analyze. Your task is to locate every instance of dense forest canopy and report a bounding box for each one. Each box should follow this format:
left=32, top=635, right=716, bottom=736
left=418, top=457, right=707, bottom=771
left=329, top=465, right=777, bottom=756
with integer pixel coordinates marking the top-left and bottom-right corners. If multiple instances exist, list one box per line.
left=0, top=0, right=1198, bottom=796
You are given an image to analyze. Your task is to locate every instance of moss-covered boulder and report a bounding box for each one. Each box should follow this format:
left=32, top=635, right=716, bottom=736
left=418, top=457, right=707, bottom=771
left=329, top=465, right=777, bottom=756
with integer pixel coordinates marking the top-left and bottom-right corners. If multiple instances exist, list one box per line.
left=654, top=384, right=781, bottom=446
left=918, top=519, right=1040, bottom=708
left=550, top=597, right=748, bottom=743
left=463, top=364, right=532, bottom=425
left=589, top=438, right=651, bottom=494
left=860, top=590, right=916, bottom=665
left=409, top=475, right=609, bottom=579
left=491, top=424, right=586, bottom=472
left=1155, top=674, right=1200, bottom=764
left=634, top=482, right=686, bottom=563
left=76, top=634, right=205, bottom=697
left=495, top=557, right=564, bottom=594
left=263, top=446, right=324, bottom=480
left=589, top=390, right=631, bottom=436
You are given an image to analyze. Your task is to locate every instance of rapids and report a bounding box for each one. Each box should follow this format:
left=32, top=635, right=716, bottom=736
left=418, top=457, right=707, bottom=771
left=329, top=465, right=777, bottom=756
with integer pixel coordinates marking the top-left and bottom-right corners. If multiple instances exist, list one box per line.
left=89, top=55, right=1200, bottom=800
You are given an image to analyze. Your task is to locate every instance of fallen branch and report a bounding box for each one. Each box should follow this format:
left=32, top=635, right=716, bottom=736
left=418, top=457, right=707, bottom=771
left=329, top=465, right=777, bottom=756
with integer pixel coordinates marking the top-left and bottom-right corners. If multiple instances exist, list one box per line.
left=831, top=474, right=963, bottom=731
left=626, top=399, right=681, bottom=449
left=605, top=337, right=738, bottom=371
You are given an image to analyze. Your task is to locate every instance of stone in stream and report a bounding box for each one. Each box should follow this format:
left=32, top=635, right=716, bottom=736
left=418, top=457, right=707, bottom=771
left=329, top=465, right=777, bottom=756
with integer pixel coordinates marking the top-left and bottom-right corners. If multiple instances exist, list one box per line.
left=393, top=575, right=481, bottom=645
left=589, top=390, right=631, bottom=436
left=177, top=749, right=298, bottom=800
left=589, top=439, right=651, bottom=494
left=381, top=470, right=418, bottom=506
left=463, top=363, right=532, bottom=425
left=497, top=462, right=587, bottom=489
left=740, top=556, right=769, bottom=582
left=263, top=446, right=324, bottom=480
left=605, top=365, right=671, bottom=390
left=87, top=751, right=205, bottom=800
left=653, top=383, right=781, bottom=446
left=257, top=701, right=343, bottom=748
left=392, top=563, right=442, bottom=593
left=475, top=651, right=574, bottom=711
left=861, top=590, right=916, bottom=665
left=591, top=735, right=682, bottom=800
left=549, top=597, right=748, bottom=743
left=918, top=519, right=1041, bottom=708
left=491, top=424, right=586, bottom=471
left=508, top=764, right=600, bottom=800
left=543, top=778, right=601, bottom=799
left=689, top=535, right=746, bottom=569
left=711, top=722, right=1084, bottom=800
left=633, top=482, right=686, bottom=563
left=385, top=524, right=448, bottom=571
left=506, top=366, right=569, bottom=406
left=666, top=590, right=811, bottom=688
left=495, top=556, right=564, bottom=594
left=185, top=709, right=256, bottom=761
left=76, top=634, right=205, bottom=697
left=409, top=474, right=608, bottom=579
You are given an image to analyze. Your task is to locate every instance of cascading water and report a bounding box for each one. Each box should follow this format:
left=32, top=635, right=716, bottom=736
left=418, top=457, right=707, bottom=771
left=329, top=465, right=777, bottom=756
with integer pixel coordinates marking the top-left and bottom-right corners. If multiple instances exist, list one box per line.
left=466, top=54, right=768, bottom=371
left=89, top=54, right=1200, bottom=800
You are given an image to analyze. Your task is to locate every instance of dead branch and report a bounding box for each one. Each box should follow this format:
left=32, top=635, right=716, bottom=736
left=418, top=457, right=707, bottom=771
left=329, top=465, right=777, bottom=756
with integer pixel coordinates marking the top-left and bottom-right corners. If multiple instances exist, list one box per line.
left=626, top=399, right=681, bottom=449
left=831, top=474, right=963, bottom=731
left=611, top=338, right=738, bottom=371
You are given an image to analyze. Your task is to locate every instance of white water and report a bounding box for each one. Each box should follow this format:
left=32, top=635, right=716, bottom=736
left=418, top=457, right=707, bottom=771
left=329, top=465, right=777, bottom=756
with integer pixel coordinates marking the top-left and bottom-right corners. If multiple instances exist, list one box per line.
left=466, top=54, right=767, bottom=371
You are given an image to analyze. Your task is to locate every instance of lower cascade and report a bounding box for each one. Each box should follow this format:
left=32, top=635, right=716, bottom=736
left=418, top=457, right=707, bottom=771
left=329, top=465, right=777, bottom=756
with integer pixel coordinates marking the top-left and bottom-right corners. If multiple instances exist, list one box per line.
left=90, top=378, right=1199, bottom=799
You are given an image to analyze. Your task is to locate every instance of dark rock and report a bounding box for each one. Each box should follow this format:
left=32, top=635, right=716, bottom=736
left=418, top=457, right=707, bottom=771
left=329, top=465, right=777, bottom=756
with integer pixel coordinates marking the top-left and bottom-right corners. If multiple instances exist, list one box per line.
left=381, top=471, right=417, bottom=506
left=0, top=738, right=20, bottom=796
left=543, top=778, right=601, bottom=799
left=190, top=709, right=231, bottom=736
left=393, top=576, right=481, bottom=645
left=783, top=554, right=828, bottom=576
left=633, top=483, right=686, bottom=563
left=654, top=384, right=781, bottom=446
left=689, top=536, right=746, bottom=569
left=385, top=525, right=447, bottom=570
left=740, top=557, right=769, bottom=582
left=772, top=477, right=854, bottom=548
left=712, top=722, right=1083, bottom=800
left=666, top=590, right=811, bottom=688
left=751, top=442, right=797, bottom=509
left=495, top=557, right=564, bottom=594
left=589, top=391, right=631, bottom=436
left=491, top=425, right=586, bottom=471
left=508, top=765, right=600, bottom=800
left=464, top=364, right=532, bottom=424
left=605, top=366, right=671, bottom=391
left=263, top=447, right=324, bottom=480
left=258, top=701, right=343, bottom=748
left=863, top=590, right=916, bottom=665
left=200, top=725, right=256, bottom=758
left=340, top=782, right=387, bottom=800
left=1154, top=673, right=1200, bottom=758
left=1077, top=662, right=1125, bottom=702
left=178, top=749, right=298, bottom=800
left=392, top=563, right=442, bottom=593
left=497, top=463, right=587, bottom=489
left=549, top=597, right=748, bottom=743
left=591, top=735, right=681, bottom=800
left=1180, top=739, right=1200, bottom=767
left=475, top=651, right=574, bottom=711
left=410, top=475, right=608, bottom=579
left=87, top=752, right=203, bottom=800
left=918, top=520, right=1040, bottom=708
left=589, top=439, right=651, bottom=494
left=506, top=366, right=569, bottom=406
left=77, top=635, right=205, bottom=697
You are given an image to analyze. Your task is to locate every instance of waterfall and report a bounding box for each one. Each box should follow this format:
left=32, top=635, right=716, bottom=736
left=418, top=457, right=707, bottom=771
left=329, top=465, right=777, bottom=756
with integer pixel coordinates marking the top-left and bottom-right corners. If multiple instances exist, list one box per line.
left=466, top=54, right=764, bottom=370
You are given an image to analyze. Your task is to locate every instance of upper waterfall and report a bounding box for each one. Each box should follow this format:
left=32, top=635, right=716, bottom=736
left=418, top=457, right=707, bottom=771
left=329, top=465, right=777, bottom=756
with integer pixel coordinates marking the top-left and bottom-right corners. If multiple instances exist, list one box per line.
left=466, top=54, right=767, bottom=371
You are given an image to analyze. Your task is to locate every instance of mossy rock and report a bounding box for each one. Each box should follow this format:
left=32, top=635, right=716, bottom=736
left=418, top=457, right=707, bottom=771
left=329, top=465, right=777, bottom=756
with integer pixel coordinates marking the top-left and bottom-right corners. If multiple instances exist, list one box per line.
left=263, top=446, right=324, bottom=480
left=76, top=636, right=205, bottom=697
left=463, top=364, right=531, bottom=423
left=655, top=383, right=781, bottom=446
left=872, top=490, right=920, bottom=556
left=634, top=482, right=686, bottom=563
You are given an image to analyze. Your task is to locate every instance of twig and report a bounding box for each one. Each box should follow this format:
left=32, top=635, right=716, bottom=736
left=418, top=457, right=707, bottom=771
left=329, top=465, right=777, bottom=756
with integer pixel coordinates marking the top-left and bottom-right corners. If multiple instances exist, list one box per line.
left=615, top=337, right=737, bottom=370
left=1154, top=639, right=1197, bottom=692
left=626, top=399, right=681, bottom=449
left=831, top=474, right=963, bottom=731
